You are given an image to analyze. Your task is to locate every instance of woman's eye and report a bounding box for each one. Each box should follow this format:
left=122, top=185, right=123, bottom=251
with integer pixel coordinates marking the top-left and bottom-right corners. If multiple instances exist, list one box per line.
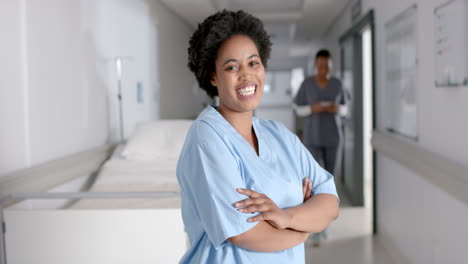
left=225, top=65, right=238, bottom=71
left=250, top=61, right=260, bottom=67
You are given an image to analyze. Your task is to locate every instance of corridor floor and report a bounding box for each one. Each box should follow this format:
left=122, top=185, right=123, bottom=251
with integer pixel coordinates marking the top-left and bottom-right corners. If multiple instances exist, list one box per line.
left=305, top=184, right=397, bottom=264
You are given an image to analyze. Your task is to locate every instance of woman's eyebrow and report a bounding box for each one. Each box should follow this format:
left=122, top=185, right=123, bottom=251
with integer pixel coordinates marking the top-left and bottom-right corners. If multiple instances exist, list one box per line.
left=222, top=54, right=260, bottom=65
left=248, top=54, right=260, bottom=59
left=223, top=58, right=238, bottom=65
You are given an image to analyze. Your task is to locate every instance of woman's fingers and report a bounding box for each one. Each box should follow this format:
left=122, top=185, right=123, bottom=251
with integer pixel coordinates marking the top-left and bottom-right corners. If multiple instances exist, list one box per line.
left=303, top=178, right=310, bottom=198
left=247, top=212, right=269, bottom=222
left=238, top=203, right=269, bottom=213
left=307, top=182, right=313, bottom=200
left=235, top=197, right=270, bottom=213
left=235, top=188, right=291, bottom=228
left=236, top=188, right=262, bottom=197
left=248, top=212, right=290, bottom=229
left=304, top=189, right=311, bottom=201
left=303, top=178, right=313, bottom=202
left=302, top=178, right=308, bottom=199
left=235, top=188, right=276, bottom=213
left=234, top=197, right=266, bottom=208
left=234, top=188, right=264, bottom=208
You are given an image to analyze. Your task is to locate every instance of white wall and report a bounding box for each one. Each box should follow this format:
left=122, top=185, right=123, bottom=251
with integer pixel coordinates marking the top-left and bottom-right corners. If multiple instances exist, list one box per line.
left=92, top=0, right=159, bottom=140
left=25, top=0, right=111, bottom=165
left=0, top=0, right=199, bottom=176
left=323, top=0, right=468, bottom=263
left=0, top=0, right=30, bottom=173
left=150, top=1, right=211, bottom=119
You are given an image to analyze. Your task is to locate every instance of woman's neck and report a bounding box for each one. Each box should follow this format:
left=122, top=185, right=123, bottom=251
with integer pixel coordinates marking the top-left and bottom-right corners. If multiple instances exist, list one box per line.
left=314, top=74, right=330, bottom=89
left=217, top=105, right=259, bottom=155
left=315, top=74, right=330, bottom=82
left=217, top=106, right=253, bottom=137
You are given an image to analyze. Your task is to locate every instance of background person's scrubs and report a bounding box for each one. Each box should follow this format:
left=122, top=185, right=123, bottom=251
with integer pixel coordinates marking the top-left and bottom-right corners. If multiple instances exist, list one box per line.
left=176, top=106, right=339, bottom=263
left=294, top=76, right=346, bottom=174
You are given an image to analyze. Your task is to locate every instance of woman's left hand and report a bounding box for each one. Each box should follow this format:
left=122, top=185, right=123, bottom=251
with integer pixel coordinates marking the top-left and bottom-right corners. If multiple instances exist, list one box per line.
left=326, top=103, right=338, bottom=113
left=234, top=188, right=291, bottom=229
left=302, top=177, right=313, bottom=202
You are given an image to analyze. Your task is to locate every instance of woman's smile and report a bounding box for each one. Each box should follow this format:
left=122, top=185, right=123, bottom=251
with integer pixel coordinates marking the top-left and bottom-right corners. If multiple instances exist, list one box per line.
left=236, top=83, right=258, bottom=99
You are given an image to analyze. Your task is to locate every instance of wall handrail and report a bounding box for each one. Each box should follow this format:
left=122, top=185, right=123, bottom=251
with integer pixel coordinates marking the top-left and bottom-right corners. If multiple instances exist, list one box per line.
left=0, top=191, right=179, bottom=208
left=372, top=130, right=468, bottom=206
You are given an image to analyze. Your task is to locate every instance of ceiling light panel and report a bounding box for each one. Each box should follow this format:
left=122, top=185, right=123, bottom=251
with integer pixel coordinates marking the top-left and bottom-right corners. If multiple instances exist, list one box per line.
left=224, top=0, right=304, bottom=13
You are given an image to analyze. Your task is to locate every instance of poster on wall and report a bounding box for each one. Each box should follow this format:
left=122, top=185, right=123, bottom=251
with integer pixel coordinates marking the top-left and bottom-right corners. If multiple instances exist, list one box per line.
left=434, top=0, right=468, bottom=87
left=385, top=4, right=418, bottom=140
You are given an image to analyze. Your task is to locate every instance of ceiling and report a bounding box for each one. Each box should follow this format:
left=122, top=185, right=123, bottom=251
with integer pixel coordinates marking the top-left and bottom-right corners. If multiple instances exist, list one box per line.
left=159, top=0, right=353, bottom=58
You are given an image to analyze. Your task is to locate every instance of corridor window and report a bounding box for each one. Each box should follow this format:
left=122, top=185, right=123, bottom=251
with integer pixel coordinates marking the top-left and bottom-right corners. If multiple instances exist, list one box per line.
left=264, top=72, right=273, bottom=93
left=290, top=67, right=305, bottom=98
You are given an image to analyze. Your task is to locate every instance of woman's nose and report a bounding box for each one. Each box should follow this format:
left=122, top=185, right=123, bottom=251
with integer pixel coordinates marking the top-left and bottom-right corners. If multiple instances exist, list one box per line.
left=238, top=67, right=251, bottom=81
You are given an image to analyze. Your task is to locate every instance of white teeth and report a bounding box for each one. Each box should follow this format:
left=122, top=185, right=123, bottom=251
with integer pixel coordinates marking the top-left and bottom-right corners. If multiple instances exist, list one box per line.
left=237, top=85, right=256, bottom=96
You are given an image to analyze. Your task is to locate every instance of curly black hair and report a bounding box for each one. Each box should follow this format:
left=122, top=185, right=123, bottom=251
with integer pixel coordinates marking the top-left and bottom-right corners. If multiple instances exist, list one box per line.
left=315, top=49, right=331, bottom=60
left=187, top=10, right=272, bottom=98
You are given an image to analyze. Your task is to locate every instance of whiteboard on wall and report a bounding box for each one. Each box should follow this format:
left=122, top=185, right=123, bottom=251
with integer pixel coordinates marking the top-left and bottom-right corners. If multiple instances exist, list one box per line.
left=434, top=0, right=468, bottom=87
left=385, top=5, right=418, bottom=140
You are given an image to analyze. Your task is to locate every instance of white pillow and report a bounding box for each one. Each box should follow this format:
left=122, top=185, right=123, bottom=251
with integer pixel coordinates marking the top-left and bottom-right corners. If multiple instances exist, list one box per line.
left=121, top=120, right=193, bottom=161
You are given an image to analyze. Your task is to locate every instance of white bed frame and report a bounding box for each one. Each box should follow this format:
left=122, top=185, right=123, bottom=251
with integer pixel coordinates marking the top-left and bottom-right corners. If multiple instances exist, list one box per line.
left=0, top=145, right=187, bottom=264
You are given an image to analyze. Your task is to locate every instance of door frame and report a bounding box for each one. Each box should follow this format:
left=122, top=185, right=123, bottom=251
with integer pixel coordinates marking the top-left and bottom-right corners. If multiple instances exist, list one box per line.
left=339, top=10, right=378, bottom=234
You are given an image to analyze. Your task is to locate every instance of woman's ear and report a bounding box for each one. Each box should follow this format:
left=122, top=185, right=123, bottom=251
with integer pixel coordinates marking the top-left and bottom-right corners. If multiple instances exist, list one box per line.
left=210, top=72, right=217, bottom=87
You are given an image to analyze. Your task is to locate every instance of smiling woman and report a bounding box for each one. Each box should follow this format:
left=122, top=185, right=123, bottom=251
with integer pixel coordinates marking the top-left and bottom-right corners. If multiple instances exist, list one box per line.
left=212, top=35, right=264, bottom=112
left=176, top=9, right=340, bottom=264
left=211, top=35, right=265, bottom=151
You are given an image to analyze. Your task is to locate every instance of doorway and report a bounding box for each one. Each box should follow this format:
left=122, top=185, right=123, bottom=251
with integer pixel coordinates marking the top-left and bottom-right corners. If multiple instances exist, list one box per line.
left=339, top=10, right=376, bottom=232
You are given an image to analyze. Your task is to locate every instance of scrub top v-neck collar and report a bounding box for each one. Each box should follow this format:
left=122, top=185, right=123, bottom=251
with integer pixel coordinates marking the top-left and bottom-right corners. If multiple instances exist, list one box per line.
left=201, top=105, right=270, bottom=161
left=313, top=76, right=330, bottom=89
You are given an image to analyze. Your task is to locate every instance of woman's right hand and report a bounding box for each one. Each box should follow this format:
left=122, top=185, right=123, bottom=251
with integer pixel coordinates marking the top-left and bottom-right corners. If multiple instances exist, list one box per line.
left=326, top=103, right=338, bottom=113
left=311, top=102, right=325, bottom=113
left=234, top=188, right=292, bottom=229
left=302, top=177, right=313, bottom=202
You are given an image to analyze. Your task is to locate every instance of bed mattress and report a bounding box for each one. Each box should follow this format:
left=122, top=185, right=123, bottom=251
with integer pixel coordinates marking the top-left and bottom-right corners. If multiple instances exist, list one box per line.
left=70, top=158, right=181, bottom=209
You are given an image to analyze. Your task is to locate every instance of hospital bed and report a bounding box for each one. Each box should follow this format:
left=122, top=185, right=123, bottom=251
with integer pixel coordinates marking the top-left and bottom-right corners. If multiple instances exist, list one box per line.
left=0, top=120, right=193, bottom=264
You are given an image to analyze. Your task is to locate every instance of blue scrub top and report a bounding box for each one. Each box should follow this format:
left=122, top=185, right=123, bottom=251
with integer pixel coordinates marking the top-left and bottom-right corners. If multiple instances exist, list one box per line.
left=176, top=106, right=338, bottom=263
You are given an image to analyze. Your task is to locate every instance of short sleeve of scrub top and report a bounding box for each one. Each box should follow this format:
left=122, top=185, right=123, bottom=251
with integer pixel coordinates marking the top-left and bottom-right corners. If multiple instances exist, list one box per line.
left=176, top=106, right=339, bottom=264
left=294, top=77, right=315, bottom=106
left=177, top=122, right=259, bottom=249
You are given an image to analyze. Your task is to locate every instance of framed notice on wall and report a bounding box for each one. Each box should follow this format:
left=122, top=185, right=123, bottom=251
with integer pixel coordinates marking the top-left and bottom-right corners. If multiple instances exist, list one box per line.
left=385, top=5, right=418, bottom=140
left=434, top=0, right=468, bottom=87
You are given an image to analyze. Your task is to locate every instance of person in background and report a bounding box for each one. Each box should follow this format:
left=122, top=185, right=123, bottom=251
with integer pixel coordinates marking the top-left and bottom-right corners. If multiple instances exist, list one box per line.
left=293, top=49, right=348, bottom=247
left=176, top=10, right=339, bottom=263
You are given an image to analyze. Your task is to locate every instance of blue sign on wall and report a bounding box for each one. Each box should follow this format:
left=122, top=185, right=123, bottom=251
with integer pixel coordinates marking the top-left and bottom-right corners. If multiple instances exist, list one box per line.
left=136, top=82, right=143, bottom=104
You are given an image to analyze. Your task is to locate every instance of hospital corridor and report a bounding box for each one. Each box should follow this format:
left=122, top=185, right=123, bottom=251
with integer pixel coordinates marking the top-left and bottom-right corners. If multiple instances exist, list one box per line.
left=1, top=0, right=468, bottom=263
